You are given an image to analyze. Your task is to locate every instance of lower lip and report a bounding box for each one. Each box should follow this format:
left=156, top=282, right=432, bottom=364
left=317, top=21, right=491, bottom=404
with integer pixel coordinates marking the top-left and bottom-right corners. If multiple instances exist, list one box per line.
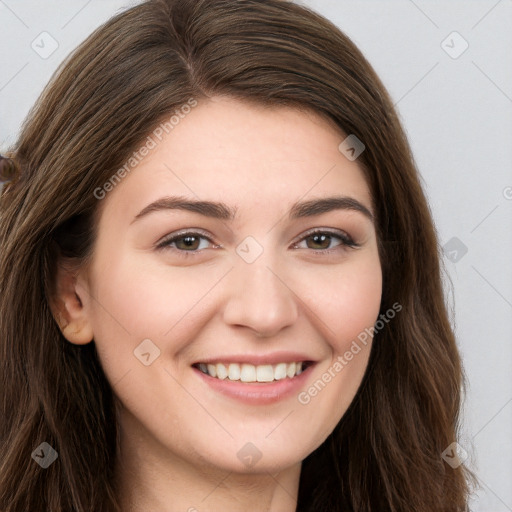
left=193, top=365, right=314, bottom=405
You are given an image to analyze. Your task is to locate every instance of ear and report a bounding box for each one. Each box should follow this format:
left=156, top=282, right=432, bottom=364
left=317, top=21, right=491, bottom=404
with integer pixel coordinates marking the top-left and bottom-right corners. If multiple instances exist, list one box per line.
left=51, top=260, right=94, bottom=345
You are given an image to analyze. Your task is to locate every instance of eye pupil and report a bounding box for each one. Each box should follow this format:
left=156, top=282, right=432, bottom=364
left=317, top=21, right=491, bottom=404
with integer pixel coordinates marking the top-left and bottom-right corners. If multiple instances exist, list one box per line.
left=178, top=236, right=199, bottom=250
left=309, top=234, right=331, bottom=250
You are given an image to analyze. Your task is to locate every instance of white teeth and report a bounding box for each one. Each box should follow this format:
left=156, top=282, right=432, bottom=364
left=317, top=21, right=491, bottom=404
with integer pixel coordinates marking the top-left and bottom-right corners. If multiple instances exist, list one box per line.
left=256, top=365, right=274, bottom=382
left=216, top=363, right=228, bottom=380
left=198, top=361, right=306, bottom=382
left=207, top=364, right=217, bottom=378
left=240, top=364, right=256, bottom=383
left=228, top=363, right=240, bottom=380
left=274, top=363, right=287, bottom=380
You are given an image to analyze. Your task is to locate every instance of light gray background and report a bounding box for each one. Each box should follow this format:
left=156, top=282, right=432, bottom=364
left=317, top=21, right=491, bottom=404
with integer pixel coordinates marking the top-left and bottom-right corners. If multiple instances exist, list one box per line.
left=1, top=1, right=511, bottom=510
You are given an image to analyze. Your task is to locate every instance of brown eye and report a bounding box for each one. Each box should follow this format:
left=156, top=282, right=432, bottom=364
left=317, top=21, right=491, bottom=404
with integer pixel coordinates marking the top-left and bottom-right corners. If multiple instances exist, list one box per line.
left=295, top=230, right=358, bottom=252
left=174, top=235, right=201, bottom=251
left=156, top=231, right=215, bottom=255
left=305, top=233, right=337, bottom=250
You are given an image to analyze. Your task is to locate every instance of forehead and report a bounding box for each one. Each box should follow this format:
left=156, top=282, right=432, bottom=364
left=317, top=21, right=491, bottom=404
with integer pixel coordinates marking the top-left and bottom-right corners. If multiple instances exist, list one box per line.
left=98, top=97, right=372, bottom=223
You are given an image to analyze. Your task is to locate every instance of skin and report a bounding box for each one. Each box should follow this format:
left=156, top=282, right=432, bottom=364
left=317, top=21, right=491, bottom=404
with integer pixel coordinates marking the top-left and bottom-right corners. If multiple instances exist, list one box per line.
left=54, top=97, right=382, bottom=512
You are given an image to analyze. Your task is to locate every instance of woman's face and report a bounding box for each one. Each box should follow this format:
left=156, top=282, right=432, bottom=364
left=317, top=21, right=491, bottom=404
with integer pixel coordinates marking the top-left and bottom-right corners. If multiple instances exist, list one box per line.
left=73, top=97, right=382, bottom=474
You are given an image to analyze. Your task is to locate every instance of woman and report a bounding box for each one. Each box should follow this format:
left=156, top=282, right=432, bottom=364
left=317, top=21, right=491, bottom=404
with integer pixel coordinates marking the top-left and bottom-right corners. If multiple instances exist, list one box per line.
left=0, top=0, right=474, bottom=510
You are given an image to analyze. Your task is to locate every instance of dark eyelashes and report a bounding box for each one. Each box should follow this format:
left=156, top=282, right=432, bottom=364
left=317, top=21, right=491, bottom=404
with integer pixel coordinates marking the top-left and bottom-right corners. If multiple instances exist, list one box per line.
left=156, top=230, right=214, bottom=252
left=156, top=228, right=360, bottom=256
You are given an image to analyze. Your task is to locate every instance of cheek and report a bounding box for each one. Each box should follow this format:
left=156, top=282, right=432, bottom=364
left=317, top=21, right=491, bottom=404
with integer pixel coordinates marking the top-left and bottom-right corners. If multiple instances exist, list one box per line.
left=298, top=253, right=383, bottom=354
left=330, top=270, right=382, bottom=353
left=291, top=253, right=382, bottom=427
left=84, top=255, right=230, bottom=374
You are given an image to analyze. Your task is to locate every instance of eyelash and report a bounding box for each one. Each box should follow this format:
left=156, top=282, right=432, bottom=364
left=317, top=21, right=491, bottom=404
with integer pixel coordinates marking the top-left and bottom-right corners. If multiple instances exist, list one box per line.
left=156, top=228, right=359, bottom=257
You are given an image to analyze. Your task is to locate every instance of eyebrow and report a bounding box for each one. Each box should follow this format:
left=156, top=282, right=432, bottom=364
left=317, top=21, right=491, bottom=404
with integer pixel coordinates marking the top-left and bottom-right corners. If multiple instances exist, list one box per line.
left=131, top=194, right=374, bottom=224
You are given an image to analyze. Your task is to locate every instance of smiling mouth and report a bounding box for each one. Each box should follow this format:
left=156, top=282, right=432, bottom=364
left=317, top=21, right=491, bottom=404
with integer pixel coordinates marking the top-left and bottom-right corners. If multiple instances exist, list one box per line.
left=193, top=361, right=313, bottom=383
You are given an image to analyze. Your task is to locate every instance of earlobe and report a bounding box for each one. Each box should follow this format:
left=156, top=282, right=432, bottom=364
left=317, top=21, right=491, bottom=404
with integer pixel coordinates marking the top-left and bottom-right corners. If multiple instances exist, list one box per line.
left=51, top=263, right=94, bottom=345
left=57, top=297, right=94, bottom=345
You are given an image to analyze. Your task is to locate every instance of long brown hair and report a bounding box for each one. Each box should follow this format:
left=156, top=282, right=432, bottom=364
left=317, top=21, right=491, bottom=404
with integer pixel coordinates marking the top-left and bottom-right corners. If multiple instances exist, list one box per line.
left=0, top=0, right=474, bottom=510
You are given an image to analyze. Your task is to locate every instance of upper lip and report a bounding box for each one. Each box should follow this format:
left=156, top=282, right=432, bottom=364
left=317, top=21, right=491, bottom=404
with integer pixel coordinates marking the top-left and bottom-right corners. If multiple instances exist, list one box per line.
left=192, top=352, right=316, bottom=366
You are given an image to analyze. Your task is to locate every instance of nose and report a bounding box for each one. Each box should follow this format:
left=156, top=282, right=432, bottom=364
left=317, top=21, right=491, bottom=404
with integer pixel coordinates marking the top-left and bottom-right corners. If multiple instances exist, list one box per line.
left=222, top=257, right=299, bottom=338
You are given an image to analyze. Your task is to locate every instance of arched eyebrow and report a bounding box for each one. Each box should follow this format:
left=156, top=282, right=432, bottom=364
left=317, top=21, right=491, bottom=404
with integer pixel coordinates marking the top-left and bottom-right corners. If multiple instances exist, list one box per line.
left=131, top=195, right=374, bottom=224
left=288, top=196, right=373, bottom=223
left=131, top=196, right=237, bottom=223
